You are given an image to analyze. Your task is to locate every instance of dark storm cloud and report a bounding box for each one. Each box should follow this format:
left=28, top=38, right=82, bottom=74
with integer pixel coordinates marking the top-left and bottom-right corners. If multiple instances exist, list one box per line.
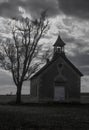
left=0, top=1, right=22, bottom=18
left=0, top=0, right=59, bottom=18
left=80, top=66, right=89, bottom=75
left=59, top=32, right=89, bottom=75
left=22, top=0, right=59, bottom=17
left=68, top=50, right=89, bottom=75
left=63, top=36, right=76, bottom=44
left=58, top=0, right=89, bottom=19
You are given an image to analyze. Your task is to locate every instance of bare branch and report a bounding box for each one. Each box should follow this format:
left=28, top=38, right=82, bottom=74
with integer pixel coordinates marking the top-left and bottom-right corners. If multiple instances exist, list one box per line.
left=0, top=10, right=49, bottom=103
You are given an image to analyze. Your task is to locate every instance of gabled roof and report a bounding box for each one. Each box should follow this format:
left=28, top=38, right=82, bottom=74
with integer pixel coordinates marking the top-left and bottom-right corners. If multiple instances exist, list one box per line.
left=53, top=35, right=65, bottom=47
left=30, top=54, right=83, bottom=80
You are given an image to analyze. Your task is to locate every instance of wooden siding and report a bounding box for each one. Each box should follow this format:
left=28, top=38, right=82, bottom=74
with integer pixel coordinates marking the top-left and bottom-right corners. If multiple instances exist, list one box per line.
left=30, top=56, right=81, bottom=102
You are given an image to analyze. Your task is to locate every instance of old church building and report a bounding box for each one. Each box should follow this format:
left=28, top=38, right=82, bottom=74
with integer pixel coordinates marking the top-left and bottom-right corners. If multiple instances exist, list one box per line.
left=30, top=35, right=83, bottom=102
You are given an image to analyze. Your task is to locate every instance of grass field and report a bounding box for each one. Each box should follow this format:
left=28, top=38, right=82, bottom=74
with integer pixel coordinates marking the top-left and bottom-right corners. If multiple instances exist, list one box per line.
left=0, top=95, right=31, bottom=104
left=0, top=103, right=89, bottom=129
left=0, top=95, right=89, bottom=130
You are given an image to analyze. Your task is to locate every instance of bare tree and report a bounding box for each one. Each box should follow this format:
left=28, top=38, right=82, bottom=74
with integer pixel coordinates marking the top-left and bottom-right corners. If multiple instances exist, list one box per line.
left=0, top=11, right=49, bottom=104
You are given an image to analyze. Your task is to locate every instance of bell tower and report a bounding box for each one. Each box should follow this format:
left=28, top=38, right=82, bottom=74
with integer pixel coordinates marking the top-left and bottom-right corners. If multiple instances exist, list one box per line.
left=53, top=35, right=65, bottom=59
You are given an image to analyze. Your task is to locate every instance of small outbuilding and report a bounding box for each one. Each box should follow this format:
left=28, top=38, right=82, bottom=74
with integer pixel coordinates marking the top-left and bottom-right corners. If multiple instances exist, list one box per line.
left=30, top=35, right=83, bottom=102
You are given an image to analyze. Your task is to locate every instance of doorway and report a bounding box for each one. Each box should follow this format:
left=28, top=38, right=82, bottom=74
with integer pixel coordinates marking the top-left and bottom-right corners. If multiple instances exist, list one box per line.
left=54, top=86, right=65, bottom=101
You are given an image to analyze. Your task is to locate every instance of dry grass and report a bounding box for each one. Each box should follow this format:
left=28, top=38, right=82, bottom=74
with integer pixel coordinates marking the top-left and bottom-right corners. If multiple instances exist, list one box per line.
left=0, top=95, right=89, bottom=129
left=0, top=103, right=89, bottom=130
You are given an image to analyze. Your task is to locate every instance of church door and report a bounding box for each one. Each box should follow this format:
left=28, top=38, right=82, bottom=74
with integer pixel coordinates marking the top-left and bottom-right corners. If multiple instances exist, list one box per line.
left=54, top=86, right=65, bottom=101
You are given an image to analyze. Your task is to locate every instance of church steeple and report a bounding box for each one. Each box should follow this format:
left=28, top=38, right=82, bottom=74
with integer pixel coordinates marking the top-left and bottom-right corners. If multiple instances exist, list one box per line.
left=53, top=35, right=65, bottom=54
left=52, top=35, right=65, bottom=59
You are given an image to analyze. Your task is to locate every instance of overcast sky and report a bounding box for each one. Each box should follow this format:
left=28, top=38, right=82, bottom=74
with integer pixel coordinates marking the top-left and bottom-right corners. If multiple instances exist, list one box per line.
left=0, top=0, right=89, bottom=94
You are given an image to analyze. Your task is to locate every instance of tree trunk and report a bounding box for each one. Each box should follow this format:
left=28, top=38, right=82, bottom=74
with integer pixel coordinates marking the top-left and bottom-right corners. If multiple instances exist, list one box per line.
left=16, top=85, right=22, bottom=104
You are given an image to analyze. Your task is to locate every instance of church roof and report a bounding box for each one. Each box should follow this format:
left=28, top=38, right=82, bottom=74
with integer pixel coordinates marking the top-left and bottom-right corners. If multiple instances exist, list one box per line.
left=53, top=35, right=65, bottom=47
left=30, top=54, right=83, bottom=80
